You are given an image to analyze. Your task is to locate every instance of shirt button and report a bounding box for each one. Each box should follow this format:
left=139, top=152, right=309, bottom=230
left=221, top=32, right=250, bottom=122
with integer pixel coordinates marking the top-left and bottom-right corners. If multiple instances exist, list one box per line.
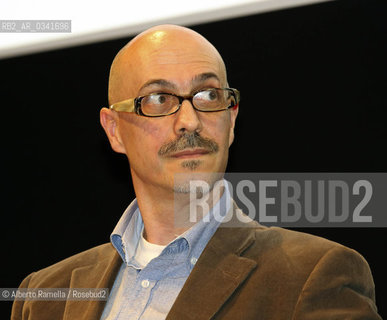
left=141, top=279, right=150, bottom=288
left=190, top=257, right=198, bottom=265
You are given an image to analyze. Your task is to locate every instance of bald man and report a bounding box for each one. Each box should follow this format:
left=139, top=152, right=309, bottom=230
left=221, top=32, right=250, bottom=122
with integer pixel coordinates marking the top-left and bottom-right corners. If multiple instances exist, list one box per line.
left=11, top=25, right=381, bottom=320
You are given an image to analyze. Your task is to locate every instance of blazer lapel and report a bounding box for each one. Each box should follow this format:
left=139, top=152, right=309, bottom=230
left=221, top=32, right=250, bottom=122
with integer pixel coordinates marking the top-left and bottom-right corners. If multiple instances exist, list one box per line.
left=167, top=205, right=260, bottom=320
left=63, top=246, right=122, bottom=320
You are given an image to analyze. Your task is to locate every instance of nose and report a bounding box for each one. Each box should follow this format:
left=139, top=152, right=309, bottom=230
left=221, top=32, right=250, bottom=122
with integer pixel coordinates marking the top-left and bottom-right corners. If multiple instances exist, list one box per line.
left=173, top=99, right=203, bottom=136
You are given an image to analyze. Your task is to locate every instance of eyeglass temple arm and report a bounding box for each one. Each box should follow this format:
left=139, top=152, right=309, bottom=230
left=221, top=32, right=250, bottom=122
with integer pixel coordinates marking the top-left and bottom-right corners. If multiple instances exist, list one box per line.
left=231, top=88, right=240, bottom=108
left=109, top=98, right=136, bottom=113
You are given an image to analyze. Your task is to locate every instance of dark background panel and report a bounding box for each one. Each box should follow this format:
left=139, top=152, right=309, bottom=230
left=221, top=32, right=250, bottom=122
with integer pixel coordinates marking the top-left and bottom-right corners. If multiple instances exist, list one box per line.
left=1, top=0, right=386, bottom=317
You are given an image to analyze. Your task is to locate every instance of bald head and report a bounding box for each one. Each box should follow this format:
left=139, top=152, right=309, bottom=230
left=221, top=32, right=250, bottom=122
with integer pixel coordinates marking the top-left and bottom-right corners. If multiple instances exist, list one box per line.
left=108, top=25, right=227, bottom=105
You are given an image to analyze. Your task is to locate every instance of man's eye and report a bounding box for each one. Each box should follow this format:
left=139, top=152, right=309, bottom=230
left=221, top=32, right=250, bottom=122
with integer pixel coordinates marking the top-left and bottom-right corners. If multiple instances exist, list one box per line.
left=147, top=94, right=167, bottom=104
left=199, top=89, right=219, bottom=101
left=157, top=95, right=167, bottom=104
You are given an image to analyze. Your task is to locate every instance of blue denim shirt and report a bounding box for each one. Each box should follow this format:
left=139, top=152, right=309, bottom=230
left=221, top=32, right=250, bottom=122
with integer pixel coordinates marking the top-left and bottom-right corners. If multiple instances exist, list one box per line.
left=100, top=183, right=231, bottom=320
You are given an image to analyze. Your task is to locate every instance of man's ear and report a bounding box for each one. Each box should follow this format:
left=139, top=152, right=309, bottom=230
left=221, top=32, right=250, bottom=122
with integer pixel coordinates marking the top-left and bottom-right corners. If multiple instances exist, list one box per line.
left=228, top=106, right=239, bottom=147
left=100, top=108, right=126, bottom=154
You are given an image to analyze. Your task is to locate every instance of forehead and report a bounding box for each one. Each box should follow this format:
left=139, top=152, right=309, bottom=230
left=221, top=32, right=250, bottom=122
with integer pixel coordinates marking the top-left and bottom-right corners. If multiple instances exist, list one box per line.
left=117, top=33, right=226, bottom=97
left=140, top=49, right=223, bottom=87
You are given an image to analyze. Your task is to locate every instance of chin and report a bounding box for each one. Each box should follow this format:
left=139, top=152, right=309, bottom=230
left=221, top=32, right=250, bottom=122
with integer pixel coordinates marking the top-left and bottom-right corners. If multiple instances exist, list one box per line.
left=181, top=160, right=202, bottom=171
left=172, top=170, right=224, bottom=195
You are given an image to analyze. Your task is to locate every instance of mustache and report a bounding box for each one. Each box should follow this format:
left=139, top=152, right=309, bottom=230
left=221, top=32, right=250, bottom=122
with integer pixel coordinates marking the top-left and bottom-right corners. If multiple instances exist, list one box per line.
left=158, top=132, right=219, bottom=157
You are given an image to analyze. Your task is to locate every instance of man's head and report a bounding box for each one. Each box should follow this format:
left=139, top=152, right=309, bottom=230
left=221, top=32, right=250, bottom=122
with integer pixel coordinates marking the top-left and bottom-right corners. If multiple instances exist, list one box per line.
left=100, top=24, right=238, bottom=194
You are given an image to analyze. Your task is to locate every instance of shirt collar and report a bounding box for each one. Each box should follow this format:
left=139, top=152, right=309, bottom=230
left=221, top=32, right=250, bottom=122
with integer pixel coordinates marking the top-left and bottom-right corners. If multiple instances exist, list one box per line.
left=110, top=199, right=143, bottom=264
left=110, top=180, right=232, bottom=266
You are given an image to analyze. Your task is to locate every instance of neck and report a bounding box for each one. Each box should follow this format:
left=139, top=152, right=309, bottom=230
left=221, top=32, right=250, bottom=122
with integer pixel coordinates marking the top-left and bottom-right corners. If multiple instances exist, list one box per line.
left=131, top=173, right=224, bottom=245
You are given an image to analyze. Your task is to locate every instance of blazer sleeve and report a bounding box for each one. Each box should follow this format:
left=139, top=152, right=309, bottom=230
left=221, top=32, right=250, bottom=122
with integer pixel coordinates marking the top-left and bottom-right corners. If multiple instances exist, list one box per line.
left=292, top=246, right=382, bottom=320
left=11, top=272, right=35, bottom=320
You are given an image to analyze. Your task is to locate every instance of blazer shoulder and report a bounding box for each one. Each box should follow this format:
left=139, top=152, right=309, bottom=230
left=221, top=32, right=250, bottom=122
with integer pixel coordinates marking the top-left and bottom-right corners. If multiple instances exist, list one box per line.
left=265, top=226, right=343, bottom=251
left=226, top=204, right=350, bottom=262
left=26, top=243, right=118, bottom=288
left=247, top=226, right=361, bottom=272
left=241, top=227, right=379, bottom=318
left=267, top=227, right=374, bottom=281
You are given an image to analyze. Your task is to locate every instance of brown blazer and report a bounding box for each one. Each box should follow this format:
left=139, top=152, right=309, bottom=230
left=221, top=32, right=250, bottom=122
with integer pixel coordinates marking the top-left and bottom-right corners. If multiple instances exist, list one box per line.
left=11, top=215, right=381, bottom=319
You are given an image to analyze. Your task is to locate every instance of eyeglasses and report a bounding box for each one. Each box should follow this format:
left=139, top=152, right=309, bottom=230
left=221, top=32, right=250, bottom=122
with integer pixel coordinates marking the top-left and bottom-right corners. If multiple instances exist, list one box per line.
left=109, top=88, right=240, bottom=117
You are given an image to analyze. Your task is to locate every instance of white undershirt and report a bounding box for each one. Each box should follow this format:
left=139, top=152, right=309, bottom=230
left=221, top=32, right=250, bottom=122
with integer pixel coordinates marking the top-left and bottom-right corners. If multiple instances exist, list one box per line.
left=134, top=230, right=166, bottom=268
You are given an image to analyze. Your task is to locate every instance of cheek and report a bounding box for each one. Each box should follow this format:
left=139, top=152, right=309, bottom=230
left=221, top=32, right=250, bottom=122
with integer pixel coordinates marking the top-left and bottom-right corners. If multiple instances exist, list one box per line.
left=201, top=113, right=232, bottom=148
left=119, top=116, right=169, bottom=167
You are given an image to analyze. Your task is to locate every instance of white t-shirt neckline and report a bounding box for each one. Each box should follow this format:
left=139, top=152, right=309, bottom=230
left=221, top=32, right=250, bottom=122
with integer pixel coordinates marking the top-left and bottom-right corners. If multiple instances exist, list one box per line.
left=134, top=229, right=167, bottom=268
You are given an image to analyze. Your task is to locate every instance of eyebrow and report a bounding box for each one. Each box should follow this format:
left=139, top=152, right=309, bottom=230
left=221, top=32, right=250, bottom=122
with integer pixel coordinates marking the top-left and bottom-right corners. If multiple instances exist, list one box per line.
left=140, top=79, right=177, bottom=92
left=192, top=72, right=221, bottom=85
left=139, top=72, right=221, bottom=93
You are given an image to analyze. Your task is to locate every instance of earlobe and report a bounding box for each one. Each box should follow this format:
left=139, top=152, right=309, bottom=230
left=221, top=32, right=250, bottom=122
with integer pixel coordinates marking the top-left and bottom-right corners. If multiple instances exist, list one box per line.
left=100, top=108, right=126, bottom=154
left=229, top=130, right=235, bottom=147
